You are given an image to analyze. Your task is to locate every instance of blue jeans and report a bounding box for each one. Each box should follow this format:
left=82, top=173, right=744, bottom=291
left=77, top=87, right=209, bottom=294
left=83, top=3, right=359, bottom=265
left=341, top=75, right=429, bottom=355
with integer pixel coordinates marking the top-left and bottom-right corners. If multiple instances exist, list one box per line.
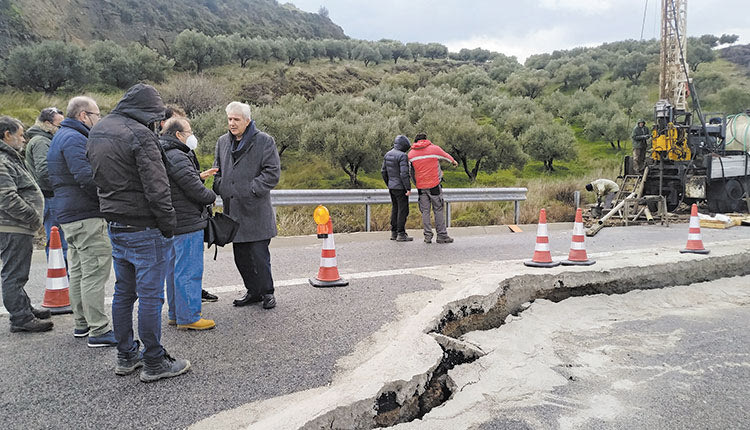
left=166, top=230, right=205, bottom=325
left=109, top=226, right=172, bottom=364
left=44, top=197, right=68, bottom=262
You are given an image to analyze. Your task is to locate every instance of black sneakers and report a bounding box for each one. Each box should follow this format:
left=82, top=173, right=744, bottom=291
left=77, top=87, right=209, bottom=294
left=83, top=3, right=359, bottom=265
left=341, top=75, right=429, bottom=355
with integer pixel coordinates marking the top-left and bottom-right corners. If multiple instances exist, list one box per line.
left=115, top=340, right=143, bottom=376
left=10, top=318, right=53, bottom=333
left=201, top=289, right=218, bottom=302
left=140, top=352, right=191, bottom=383
left=436, top=236, right=454, bottom=244
left=396, top=233, right=414, bottom=242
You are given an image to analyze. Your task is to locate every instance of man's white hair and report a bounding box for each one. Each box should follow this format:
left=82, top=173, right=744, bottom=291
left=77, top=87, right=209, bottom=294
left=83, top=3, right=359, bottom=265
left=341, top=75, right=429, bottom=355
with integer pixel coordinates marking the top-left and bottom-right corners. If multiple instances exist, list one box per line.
left=225, top=101, right=251, bottom=120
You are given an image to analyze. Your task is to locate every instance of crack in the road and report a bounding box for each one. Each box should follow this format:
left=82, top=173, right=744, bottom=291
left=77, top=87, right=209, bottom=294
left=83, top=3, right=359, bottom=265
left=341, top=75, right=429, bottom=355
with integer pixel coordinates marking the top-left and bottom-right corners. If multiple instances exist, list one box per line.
left=301, top=251, right=750, bottom=429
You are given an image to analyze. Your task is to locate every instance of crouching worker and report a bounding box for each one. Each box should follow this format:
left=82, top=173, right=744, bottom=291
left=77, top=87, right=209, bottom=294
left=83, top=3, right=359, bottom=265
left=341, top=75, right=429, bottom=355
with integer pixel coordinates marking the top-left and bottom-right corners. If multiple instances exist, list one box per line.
left=160, top=117, right=218, bottom=331
left=586, top=178, right=620, bottom=217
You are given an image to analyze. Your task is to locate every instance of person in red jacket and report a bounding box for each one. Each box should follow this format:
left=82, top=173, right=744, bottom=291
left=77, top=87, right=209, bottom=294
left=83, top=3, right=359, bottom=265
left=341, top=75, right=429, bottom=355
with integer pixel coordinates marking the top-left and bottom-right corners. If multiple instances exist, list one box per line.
left=408, top=133, right=458, bottom=243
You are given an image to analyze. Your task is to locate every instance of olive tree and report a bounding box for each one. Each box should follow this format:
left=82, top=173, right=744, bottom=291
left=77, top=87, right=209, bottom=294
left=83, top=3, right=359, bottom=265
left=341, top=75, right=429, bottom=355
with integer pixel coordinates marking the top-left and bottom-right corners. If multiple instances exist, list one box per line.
left=6, top=41, right=93, bottom=93
left=254, top=94, right=310, bottom=156
left=520, top=122, right=577, bottom=171
left=505, top=69, right=550, bottom=99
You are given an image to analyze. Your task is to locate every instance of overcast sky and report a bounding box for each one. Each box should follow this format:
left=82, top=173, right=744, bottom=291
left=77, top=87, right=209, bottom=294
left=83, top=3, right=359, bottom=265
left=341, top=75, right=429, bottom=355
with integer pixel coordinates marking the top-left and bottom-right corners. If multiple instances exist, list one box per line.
left=290, top=0, right=750, bottom=62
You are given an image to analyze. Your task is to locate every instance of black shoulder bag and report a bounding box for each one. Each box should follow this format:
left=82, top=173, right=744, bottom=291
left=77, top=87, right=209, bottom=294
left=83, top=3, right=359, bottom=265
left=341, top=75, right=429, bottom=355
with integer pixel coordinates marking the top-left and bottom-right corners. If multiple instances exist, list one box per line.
left=204, top=206, right=239, bottom=260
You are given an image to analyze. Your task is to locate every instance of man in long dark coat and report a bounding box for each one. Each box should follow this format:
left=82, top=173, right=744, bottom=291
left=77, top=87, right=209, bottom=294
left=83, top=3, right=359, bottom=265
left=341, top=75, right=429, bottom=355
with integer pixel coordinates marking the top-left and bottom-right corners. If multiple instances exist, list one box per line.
left=213, top=101, right=280, bottom=310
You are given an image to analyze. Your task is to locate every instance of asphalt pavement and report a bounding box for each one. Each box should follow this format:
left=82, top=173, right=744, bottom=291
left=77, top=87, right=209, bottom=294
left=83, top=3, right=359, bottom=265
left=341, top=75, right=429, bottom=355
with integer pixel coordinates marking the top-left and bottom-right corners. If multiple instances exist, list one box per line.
left=0, top=223, right=748, bottom=429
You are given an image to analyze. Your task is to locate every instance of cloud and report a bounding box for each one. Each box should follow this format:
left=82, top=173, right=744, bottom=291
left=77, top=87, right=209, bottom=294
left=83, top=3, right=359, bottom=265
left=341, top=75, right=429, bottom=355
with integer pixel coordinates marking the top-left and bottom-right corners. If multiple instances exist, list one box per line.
left=538, top=0, right=627, bottom=14
left=445, top=26, right=591, bottom=62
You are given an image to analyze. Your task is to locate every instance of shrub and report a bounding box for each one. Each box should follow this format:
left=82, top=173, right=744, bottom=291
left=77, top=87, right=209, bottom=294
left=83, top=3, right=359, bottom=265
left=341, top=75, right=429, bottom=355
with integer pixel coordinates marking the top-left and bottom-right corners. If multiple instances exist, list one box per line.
left=158, top=74, right=228, bottom=117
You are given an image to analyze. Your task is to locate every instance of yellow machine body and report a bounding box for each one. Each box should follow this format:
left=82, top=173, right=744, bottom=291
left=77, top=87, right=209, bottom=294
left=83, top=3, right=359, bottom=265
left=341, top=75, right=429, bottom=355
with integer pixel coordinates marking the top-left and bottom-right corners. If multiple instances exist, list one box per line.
left=651, top=123, right=691, bottom=161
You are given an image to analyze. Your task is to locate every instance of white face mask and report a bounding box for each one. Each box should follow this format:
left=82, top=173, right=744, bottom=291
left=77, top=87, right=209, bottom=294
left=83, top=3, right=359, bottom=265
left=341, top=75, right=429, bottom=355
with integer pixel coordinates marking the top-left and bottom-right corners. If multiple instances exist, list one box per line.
left=185, top=134, right=198, bottom=151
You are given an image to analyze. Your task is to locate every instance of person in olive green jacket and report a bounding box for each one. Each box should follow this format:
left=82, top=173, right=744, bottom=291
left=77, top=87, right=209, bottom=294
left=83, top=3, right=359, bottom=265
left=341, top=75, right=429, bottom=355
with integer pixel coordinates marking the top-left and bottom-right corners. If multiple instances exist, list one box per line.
left=631, top=119, right=651, bottom=173
left=24, top=107, right=67, bottom=259
left=0, top=116, right=54, bottom=333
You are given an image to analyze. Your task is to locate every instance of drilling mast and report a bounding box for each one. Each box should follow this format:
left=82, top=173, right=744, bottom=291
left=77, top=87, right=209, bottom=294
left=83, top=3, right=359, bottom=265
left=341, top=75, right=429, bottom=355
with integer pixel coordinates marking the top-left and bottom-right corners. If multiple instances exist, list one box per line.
left=658, top=0, right=688, bottom=113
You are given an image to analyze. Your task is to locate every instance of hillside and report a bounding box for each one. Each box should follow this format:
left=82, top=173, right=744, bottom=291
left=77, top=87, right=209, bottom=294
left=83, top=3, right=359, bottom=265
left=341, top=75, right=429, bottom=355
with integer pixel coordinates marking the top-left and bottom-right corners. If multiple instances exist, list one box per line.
left=720, top=43, right=750, bottom=73
left=0, top=0, right=346, bottom=56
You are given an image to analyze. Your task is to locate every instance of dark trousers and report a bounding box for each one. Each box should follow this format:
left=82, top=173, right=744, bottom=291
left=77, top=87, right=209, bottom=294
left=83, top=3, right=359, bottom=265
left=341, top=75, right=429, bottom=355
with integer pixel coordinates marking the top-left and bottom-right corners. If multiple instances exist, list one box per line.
left=389, top=189, right=410, bottom=234
left=0, top=232, right=35, bottom=326
left=233, top=240, right=274, bottom=298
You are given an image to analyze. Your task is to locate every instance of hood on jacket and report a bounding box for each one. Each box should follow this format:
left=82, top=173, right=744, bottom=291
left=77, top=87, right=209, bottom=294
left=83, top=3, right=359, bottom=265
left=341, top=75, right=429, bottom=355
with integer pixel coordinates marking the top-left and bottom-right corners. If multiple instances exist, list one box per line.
left=25, top=124, right=54, bottom=141
left=393, top=135, right=410, bottom=152
left=111, top=83, right=166, bottom=127
left=411, top=139, right=432, bottom=150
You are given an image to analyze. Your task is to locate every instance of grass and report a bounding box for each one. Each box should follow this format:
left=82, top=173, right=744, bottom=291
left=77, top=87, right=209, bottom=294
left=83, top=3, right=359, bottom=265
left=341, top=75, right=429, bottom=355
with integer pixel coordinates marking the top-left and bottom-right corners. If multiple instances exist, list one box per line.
left=0, top=90, right=123, bottom=125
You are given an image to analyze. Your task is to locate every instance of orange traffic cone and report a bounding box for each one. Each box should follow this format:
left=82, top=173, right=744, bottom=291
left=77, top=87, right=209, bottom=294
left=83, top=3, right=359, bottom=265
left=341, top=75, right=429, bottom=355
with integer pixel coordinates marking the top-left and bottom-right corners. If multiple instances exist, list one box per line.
left=309, top=219, right=349, bottom=287
left=524, top=208, right=560, bottom=268
left=680, top=203, right=709, bottom=254
left=42, top=226, right=73, bottom=314
left=562, top=208, right=596, bottom=266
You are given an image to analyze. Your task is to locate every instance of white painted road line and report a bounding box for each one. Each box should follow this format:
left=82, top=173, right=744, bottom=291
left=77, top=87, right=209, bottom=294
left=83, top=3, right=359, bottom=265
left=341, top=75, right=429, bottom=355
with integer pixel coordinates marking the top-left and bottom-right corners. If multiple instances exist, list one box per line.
left=0, top=266, right=439, bottom=318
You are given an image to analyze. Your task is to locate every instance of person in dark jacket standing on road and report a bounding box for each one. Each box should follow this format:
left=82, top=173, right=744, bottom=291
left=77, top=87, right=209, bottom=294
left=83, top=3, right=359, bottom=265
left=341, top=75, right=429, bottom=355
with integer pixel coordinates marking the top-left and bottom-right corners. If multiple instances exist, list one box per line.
left=0, top=116, right=53, bottom=333
left=159, top=117, right=217, bottom=331
left=24, top=107, right=66, bottom=259
left=87, top=84, right=190, bottom=383
left=48, top=96, right=116, bottom=347
left=213, top=101, right=280, bottom=310
left=381, top=135, right=413, bottom=242
left=159, top=105, right=218, bottom=304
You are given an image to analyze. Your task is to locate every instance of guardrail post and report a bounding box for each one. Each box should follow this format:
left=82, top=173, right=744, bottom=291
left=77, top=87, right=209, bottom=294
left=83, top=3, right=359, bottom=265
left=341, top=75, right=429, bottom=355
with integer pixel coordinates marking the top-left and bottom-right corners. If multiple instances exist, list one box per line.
left=574, top=191, right=580, bottom=209
left=365, top=204, right=371, bottom=232
left=514, top=200, right=520, bottom=225
left=446, top=202, right=451, bottom=228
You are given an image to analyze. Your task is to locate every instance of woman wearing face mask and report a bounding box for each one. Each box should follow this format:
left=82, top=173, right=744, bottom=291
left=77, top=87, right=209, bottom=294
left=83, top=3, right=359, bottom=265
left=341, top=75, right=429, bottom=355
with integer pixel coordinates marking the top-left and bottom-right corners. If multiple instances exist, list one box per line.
left=159, top=117, right=218, bottom=331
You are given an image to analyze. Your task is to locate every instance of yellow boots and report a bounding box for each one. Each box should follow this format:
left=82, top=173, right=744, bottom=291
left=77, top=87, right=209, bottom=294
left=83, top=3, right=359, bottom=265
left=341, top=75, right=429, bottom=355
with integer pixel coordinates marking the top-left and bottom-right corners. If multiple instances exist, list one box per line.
left=177, top=318, right=216, bottom=331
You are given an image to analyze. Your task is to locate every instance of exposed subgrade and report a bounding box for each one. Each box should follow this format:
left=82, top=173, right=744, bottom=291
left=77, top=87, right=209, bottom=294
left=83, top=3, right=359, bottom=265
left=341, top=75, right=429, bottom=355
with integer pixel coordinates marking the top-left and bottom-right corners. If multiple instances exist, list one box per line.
left=310, top=251, right=750, bottom=429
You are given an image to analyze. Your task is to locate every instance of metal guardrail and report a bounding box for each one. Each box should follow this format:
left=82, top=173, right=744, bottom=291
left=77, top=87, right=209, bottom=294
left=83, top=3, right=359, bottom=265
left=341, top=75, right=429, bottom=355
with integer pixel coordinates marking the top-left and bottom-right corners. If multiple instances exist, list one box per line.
left=217, top=188, right=527, bottom=231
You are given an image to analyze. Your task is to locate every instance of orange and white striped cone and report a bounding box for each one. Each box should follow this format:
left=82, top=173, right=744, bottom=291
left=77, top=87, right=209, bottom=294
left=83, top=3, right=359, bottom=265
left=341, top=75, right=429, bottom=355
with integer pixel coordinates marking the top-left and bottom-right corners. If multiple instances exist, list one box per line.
left=309, top=220, right=349, bottom=287
left=680, top=203, right=710, bottom=254
left=562, top=208, right=596, bottom=266
left=524, top=208, right=560, bottom=268
left=42, top=226, right=73, bottom=314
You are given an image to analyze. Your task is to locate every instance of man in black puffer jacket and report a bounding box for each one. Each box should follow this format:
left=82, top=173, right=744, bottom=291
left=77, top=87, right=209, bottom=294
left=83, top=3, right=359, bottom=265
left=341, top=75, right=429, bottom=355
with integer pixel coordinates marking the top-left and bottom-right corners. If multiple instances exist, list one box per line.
left=87, top=83, right=190, bottom=383
left=381, top=135, right=413, bottom=241
left=159, top=117, right=217, bottom=331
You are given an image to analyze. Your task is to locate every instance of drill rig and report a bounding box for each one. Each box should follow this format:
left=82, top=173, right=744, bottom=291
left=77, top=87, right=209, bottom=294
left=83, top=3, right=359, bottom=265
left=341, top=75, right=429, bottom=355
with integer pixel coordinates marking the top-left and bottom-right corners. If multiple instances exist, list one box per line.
left=634, top=0, right=750, bottom=213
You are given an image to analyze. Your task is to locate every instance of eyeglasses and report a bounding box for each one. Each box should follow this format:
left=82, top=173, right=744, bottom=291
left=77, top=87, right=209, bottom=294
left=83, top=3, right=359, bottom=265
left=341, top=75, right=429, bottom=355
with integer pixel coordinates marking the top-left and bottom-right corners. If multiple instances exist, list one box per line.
left=85, top=111, right=101, bottom=118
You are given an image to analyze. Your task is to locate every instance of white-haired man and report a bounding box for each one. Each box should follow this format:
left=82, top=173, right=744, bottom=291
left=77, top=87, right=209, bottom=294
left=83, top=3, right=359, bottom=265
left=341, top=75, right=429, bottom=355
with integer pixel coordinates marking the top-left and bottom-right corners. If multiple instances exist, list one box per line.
left=213, top=102, right=280, bottom=309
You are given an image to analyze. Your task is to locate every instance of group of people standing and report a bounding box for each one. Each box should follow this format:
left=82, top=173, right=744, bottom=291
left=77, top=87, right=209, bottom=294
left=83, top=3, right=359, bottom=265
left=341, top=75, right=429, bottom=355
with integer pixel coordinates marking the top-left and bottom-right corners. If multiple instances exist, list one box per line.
left=0, top=83, right=280, bottom=383
left=381, top=133, right=458, bottom=244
